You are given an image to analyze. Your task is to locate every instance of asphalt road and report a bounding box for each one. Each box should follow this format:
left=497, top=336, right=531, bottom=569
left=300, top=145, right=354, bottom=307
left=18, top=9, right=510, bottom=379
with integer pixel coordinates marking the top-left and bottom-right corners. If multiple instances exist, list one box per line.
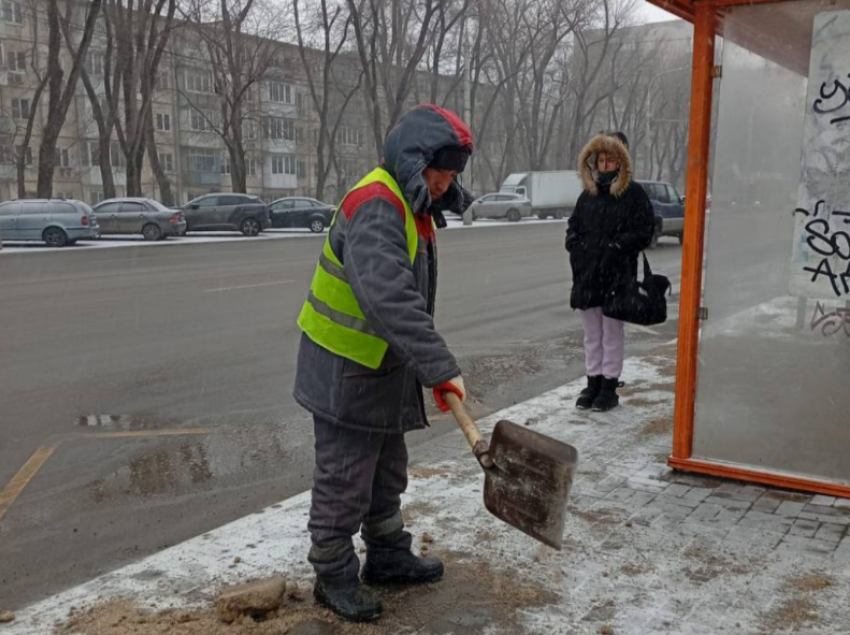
left=0, top=223, right=684, bottom=608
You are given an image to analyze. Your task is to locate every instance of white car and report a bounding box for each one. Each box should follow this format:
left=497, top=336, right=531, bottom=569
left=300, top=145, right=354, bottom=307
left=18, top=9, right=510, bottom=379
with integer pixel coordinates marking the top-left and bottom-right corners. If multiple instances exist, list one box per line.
left=469, top=193, right=532, bottom=222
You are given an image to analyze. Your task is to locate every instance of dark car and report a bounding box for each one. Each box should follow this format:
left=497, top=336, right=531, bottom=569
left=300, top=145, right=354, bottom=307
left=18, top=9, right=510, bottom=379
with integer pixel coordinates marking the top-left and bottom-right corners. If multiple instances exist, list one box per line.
left=94, top=198, right=186, bottom=241
left=269, top=197, right=335, bottom=233
left=181, top=193, right=271, bottom=236
left=636, top=180, right=685, bottom=248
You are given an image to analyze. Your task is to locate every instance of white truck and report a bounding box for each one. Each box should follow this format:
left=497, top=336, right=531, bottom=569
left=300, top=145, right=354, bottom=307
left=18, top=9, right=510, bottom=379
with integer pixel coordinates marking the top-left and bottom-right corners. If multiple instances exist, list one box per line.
left=500, top=171, right=583, bottom=219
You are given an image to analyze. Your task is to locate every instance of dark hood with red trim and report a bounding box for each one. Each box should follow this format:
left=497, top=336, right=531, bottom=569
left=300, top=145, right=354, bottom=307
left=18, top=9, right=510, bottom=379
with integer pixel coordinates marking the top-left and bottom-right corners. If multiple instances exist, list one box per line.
left=382, top=104, right=474, bottom=217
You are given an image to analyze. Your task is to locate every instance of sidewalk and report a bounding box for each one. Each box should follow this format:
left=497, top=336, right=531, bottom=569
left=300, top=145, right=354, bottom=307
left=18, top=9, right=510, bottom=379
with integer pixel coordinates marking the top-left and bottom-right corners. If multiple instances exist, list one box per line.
left=5, top=342, right=850, bottom=635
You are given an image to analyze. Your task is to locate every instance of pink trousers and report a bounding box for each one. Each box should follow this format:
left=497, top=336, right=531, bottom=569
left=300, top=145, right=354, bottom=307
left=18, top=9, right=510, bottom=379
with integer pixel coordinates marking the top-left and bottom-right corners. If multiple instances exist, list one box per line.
left=580, top=307, right=625, bottom=379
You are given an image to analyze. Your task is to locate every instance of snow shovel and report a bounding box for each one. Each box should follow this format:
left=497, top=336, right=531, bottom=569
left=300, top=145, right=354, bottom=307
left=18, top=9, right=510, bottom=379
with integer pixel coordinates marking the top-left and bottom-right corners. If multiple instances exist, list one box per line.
left=444, top=393, right=578, bottom=550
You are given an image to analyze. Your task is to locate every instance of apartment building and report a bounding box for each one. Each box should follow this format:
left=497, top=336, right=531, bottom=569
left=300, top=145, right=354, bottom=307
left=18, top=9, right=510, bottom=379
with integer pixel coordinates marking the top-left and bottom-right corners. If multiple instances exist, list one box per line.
left=0, top=0, right=497, bottom=206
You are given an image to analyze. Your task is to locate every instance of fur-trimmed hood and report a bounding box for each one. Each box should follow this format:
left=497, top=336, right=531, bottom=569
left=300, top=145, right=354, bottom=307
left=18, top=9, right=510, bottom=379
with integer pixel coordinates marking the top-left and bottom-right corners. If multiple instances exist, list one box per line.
left=577, top=134, right=633, bottom=197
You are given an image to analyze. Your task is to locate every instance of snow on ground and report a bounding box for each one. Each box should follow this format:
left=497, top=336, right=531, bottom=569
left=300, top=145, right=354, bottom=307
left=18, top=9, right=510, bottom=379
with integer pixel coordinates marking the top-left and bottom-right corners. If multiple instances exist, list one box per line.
left=7, top=346, right=849, bottom=635
left=0, top=218, right=565, bottom=256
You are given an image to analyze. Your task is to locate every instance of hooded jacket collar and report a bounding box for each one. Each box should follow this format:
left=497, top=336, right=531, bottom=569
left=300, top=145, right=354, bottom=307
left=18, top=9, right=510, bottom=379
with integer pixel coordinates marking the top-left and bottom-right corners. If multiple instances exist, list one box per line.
left=578, top=134, right=633, bottom=198
left=382, top=105, right=474, bottom=215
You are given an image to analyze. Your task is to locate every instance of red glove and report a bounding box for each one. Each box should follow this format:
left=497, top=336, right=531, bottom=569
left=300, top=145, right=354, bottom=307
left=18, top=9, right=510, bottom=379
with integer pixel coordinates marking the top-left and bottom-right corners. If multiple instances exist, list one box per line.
left=433, top=376, right=466, bottom=413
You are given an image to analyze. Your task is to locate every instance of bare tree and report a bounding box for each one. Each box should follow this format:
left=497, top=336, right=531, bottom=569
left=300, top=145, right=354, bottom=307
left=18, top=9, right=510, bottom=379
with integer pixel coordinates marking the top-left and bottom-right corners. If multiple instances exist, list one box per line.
left=293, top=0, right=363, bottom=201
left=347, top=0, right=451, bottom=157
left=37, top=0, right=103, bottom=197
left=181, top=0, right=285, bottom=193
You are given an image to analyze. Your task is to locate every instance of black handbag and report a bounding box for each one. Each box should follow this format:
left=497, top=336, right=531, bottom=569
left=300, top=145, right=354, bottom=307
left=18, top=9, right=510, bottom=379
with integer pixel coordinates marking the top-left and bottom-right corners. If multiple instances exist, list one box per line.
left=602, top=253, right=670, bottom=326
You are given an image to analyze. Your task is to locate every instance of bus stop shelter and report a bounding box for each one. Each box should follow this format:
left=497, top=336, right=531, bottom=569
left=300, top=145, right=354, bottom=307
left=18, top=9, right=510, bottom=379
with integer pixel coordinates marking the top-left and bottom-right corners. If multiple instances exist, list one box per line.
left=649, top=0, right=850, bottom=497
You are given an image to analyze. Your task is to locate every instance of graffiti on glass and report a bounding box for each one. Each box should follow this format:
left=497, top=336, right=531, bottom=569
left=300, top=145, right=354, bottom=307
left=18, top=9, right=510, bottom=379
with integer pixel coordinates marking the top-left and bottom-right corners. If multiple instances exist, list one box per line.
left=813, top=75, right=850, bottom=125
left=793, top=200, right=850, bottom=297
left=810, top=301, right=850, bottom=338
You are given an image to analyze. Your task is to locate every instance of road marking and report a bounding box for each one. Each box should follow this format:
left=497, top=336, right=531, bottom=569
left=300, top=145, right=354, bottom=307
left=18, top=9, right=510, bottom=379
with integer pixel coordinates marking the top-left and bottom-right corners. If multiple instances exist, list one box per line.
left=203, top=280, right=295, bottom=293
left=0, top=442, right=60, bottom=524
left=0, top=427, right=214, bottom=526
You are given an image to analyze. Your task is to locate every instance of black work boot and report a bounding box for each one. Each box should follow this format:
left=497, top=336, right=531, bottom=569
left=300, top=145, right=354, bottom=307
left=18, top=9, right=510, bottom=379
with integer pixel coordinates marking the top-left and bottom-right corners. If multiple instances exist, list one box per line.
left=576, top=375, right=603, bottom=410
left=592, top=377, right=620, bottom=412
left=361, top=549, right=445, bottom=585
left=313, top=577, right=383, bottom=622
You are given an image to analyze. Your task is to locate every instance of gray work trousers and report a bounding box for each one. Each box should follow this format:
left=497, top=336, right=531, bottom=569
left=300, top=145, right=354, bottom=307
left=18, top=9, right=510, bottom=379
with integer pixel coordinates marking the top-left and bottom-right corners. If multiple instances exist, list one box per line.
left=307, top=416, right=413, bottom=583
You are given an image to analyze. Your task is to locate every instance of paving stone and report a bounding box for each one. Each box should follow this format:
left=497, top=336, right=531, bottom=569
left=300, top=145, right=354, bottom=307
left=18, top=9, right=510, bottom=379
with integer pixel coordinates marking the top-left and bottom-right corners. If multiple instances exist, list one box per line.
left=788, top=518, right=820, bottom=538
left=810, top=495, right=837, bottom=507
left=703, top=496, right=752, bottom=511
left=799, top=504, right=850, bottom=523
left=737, top=511, right=793, bottom=536
left=833, top=537, right=850, bottom=563
left=659, top=484, right=692, bottom=499
left=761, top=490, right=812, bottom=504
left=625, top=480, right=668, bottom=494
left=724, top=525, right=783, bottom=551
left=714, top=483, right=765, bottom=503
left=659, top=496, right=702, bottom=509
left=682, top=487, right=713, bottom=503
left=688, top=503, right=722, bottom=522
left=751, top=495, right=783, bottom=514
left=774, top=501, right=807, bottom=519
left=678, top=521, right=731, bottom=540
left=834, top=498, right=850, bottom=510
left=596, top=474, right=628, bottom=493
left=815, top=522, right=848, bottom=544
left=606, top=487, right=638, bottom=502
left=776, top=534, right=838, bottom=557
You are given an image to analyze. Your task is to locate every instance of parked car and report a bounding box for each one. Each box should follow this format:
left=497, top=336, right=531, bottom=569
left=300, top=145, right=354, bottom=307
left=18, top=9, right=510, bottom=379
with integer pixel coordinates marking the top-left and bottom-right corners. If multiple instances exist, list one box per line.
left=94, top=198, right=186, bottom=241
left=500, top=171, right=582, bottom=219
left=0, top=199, right=100, bottom=247
left=180, top=193, right=271, bottom=236
left=469, top=193, right=532, bottom=222
left=269, top=197, right=335, bottom=233
left=636, top=180, right=685, bottom=248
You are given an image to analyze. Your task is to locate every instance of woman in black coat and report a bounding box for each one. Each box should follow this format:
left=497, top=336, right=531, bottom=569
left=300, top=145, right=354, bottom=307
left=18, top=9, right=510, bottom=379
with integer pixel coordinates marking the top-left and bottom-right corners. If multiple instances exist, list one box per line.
left=565, top=133, right=655, bottom=412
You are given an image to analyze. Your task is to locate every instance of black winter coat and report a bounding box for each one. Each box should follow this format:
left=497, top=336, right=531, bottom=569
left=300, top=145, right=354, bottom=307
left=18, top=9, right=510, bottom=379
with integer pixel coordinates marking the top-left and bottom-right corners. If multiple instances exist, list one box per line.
left=565, top=181, right=655, bottom=311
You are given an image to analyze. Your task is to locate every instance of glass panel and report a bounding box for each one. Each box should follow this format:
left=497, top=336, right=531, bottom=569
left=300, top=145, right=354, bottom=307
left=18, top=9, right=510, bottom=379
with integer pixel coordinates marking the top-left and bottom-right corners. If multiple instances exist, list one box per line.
left=694, top=0, right=850, bottom=483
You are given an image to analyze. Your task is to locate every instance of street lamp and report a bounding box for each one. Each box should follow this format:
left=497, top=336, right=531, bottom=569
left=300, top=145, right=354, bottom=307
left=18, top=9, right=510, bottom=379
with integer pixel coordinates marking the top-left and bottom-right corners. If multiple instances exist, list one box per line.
left=645, top=67, right=688, bottom=178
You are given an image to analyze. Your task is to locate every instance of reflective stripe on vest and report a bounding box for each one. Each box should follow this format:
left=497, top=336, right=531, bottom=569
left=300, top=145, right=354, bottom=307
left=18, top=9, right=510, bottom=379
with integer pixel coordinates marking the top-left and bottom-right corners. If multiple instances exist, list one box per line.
left=297, top=168, right=418, bottom=369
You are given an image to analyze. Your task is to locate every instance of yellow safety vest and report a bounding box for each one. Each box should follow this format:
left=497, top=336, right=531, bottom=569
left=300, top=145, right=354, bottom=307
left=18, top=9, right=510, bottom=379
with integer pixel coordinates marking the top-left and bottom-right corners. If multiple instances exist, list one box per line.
left=297, top=168, right=418, bottom=369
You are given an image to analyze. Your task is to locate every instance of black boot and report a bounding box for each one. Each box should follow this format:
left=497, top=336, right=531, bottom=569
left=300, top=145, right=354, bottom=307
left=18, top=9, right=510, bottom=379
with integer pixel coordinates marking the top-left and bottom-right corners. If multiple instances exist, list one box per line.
left=592, top=377, right=620, bottom=412
left=576, top=375, right=603, bottom=410
left=361, top=549, right=444, bottom=584
left=313, top=577, right=383, bottom=622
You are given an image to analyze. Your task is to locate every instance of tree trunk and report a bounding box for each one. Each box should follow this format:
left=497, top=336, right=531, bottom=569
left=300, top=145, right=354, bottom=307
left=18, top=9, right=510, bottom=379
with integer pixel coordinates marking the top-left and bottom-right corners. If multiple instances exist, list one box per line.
left=98, top=136, right=116, bottom=199
left=145, top=109, right=173, bottom=206
left=125, top=146, right=145, bottom=197
left=37, top=127, right=60, bottom=198
left=17, top=161, right=27, bottom=199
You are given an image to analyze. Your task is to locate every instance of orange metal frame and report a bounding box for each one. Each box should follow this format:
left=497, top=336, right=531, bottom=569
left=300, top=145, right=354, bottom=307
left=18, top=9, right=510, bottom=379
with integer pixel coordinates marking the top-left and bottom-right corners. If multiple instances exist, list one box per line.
left=653, top=0, right=850, bottom=499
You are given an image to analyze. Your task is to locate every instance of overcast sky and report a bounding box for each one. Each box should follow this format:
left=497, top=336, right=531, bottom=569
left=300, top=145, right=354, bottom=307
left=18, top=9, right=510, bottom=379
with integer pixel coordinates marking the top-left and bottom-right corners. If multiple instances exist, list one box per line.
left=638, top=2, right=680, bottom=23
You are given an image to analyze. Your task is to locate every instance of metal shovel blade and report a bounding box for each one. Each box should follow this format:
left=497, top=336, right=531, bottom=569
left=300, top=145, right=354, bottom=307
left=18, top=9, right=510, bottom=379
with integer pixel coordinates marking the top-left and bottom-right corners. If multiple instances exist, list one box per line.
left=482, top=420, right=578, bottom=550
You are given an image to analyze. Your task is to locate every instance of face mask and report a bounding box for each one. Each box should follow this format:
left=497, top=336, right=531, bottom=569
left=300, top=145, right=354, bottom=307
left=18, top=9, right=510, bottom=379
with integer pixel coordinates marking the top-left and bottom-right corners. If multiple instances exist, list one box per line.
left=596, top=170, right=619, bottom=186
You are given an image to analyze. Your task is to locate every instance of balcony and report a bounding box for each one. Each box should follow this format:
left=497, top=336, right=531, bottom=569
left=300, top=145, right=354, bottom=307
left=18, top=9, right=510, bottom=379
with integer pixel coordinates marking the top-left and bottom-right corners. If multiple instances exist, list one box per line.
left=184, top=171, right=221, bottom=187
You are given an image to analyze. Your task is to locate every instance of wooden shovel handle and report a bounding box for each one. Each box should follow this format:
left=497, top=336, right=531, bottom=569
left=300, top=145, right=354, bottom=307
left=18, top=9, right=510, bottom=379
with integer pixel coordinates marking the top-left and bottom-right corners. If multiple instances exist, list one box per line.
left=444, top=392, right=494, bottom=469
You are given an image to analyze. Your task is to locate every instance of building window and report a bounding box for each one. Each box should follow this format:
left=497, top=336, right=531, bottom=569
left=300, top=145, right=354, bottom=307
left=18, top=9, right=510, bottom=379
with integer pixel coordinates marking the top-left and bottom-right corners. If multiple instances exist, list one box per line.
left=247, top=159, right=256, bottom=176
left=82, top=141, right=99, bottom=167
left=268, top=81, right=292, bottom=104
left=155, top=72, right=170, bottom=91
left=155, top=112, right=171, bottom=132
left=271, top=154, right=296, bottom=175
left=15, top=145, right=32, bottom=165
left=337, top=126, right=363, bottom=146
left=221, top=154, right=231, bottom=174
left=111, top=141, right=124, bottom=168
left=8, top=50, right=26, bottom=73
left=158, top=152, right=173, bottom=172
left=297, top=161, right=306, bottom=179
left=3, top=1, right=23, bottom=24
left=267, top=117, right=295, bottom=141
left=185, top=70, right=212, bottom=93
left=55, top=148, right=70, bottom=168
left=189, top=110, right=216, bottom=132
left=242, top=119, right=256, bottom=140
left=188, top=150, right=218, bottom=173
left=11, top=97, right=29, bottom=119
left=86, top=51, right=104, bottom=75
left=91, top=190, right=105, bottom=204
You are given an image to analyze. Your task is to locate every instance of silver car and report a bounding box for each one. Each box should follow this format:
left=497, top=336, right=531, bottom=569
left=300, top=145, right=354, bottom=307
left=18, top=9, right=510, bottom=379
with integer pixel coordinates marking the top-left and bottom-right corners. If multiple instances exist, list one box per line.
left=469, top=193, right=532, bottom=222
left=94, top=198, right=187, bottom=241
left=0, top=199, right=100, bottom=247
